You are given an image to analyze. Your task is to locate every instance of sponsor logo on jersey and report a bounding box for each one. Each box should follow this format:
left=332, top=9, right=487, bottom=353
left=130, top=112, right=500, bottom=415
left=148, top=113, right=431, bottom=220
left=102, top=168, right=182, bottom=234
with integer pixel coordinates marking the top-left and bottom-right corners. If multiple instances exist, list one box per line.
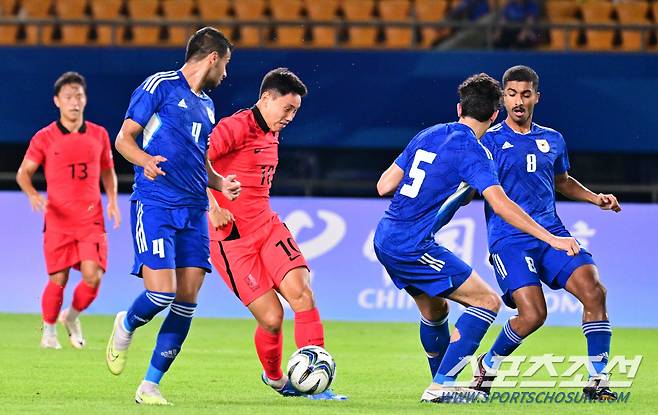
left=502, top=141, right=514, bottom=149
left=177, top=98, right=187, bottom=108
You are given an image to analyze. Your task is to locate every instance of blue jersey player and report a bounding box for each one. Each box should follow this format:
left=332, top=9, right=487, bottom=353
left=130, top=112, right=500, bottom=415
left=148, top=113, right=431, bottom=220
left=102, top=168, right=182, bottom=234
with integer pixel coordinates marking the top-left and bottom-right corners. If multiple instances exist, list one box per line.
left=105, top=28, right=241, bottom=405
left=471, top=66, right=621, bottom=401
left=373, top=73, right=580, bottom=403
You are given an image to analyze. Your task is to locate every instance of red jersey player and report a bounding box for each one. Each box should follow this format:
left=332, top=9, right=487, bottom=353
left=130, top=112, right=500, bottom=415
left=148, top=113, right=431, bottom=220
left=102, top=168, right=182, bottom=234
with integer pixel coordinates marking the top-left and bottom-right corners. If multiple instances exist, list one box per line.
left=207, top=68, right=345, bottom=400
left=16, top=72, right=120, bottom=350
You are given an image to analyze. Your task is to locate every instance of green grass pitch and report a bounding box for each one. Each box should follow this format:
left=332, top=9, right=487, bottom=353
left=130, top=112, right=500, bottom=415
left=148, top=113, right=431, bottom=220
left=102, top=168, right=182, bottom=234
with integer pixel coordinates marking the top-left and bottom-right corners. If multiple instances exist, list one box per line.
left=1, top=313, right=656, bottom=415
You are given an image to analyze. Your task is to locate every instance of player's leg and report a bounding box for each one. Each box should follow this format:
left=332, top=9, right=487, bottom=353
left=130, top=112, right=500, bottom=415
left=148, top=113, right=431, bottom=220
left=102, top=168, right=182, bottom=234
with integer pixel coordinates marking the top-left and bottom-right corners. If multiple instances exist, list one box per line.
left=208, top=233, right=288, bottom=388
left=562, top=263, right=615, bottom=399
left=277, top=267, right=326, bottom=348
left=41, top=269, right=70, bottom=349
left=247, top=289, right=287, bottom=387
left=107, top=202, right=177, bottom=377
left=276, top=267, right=346, bottom=400
left=410, top=291, right=450, bottom=378
left=263, top=221, right=324, bottom=349
left=135, top=207, right=211, bottom=405
left=136, top=266, right=205, bottom=405
left=432, top=270, right=501, bottom=385
left=565, top=264, right=611, bottom=373
left=473, top=247, right=545, bottom=394
left=59, top=258, right=104, bottom=349
left=42, top=230, right=78, bottom=348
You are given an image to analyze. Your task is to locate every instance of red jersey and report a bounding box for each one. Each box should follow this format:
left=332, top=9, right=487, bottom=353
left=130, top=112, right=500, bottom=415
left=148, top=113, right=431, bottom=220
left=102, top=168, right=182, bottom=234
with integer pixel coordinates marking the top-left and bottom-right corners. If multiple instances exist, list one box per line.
left=24, top=120, right=114, bottom=233
left=208, top=107, right=279, bottom=239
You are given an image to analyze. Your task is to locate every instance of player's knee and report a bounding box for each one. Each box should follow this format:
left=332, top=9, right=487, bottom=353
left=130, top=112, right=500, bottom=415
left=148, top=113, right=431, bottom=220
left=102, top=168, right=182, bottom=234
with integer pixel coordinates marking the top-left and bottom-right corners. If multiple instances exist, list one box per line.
left=82, top=272, right=102, bottom=288
left=287, top=286, right=316, bottom=312
left=585, top=282, right=607, bottom=308
left=477, top=292, right=502, bottom=314
left=259, top=311, right=284, bottom=334
left=522, top=308, right=547, bottom=331
left=421, top=302, right=449, bottom=322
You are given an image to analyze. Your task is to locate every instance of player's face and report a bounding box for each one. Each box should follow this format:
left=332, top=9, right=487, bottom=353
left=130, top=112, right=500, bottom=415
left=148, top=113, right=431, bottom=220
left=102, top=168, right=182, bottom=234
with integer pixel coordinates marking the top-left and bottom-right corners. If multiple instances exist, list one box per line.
left=54, top=83, right=86, bottom=122
left=262, top=92, right=302, bottom=132
left=503, top=80, right=539, bottom=127
left=206, top=50, right=231, bottom=89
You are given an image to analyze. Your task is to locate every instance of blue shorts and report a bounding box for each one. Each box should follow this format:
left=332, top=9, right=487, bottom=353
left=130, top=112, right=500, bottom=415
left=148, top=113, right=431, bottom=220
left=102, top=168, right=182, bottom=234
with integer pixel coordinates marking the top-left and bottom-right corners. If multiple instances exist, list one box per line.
left=490, top=235, right=595, bottom=308
left=374, top=243, right=473, bottom=298
left=130, top=201, right=211, bottom=276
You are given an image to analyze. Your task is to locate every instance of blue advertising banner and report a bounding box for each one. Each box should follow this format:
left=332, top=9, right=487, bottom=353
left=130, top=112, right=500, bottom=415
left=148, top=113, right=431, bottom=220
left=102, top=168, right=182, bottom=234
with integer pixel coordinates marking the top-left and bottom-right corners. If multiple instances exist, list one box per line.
left=2, top=48, right=658, bottom=152
left=0, top=192, right=654, bottom=327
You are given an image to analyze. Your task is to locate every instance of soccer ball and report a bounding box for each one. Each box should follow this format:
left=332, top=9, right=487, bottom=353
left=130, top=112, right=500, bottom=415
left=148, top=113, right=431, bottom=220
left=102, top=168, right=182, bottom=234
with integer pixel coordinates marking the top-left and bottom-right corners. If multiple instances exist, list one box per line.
left=286, top=345, right=336, bottom=395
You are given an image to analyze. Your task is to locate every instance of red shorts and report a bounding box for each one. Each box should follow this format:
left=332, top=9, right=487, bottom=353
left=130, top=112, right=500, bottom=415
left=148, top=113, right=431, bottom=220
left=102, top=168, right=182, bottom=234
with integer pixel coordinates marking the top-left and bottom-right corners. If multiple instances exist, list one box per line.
left=210, top=216, right=308, bottom=306
left=43, top=229, right=108, bottom=275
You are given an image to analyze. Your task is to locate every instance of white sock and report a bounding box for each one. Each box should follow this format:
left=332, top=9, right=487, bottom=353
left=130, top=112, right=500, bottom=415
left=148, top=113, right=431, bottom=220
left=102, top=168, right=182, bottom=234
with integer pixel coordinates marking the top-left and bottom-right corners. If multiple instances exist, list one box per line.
left=67, top=307, right=81, bottom=322
left=43, top=323, right=56, bottom=336
left=266, top=374, right=288, bottom=389
left=114, top=315, right=134, bottom=351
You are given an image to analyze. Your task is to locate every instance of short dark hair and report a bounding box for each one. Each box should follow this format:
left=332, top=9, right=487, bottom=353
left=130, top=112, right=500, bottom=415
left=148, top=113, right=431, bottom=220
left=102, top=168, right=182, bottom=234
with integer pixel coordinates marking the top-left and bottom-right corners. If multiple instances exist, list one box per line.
left=458, top=73, right=503, bottom=122
left=185, top=27, right=233, bottom=62
left=259, top=68, right=307, bottom=98
left=502, top=65, right=539, bottom=91
left=54, top=71, right=87, bottom=96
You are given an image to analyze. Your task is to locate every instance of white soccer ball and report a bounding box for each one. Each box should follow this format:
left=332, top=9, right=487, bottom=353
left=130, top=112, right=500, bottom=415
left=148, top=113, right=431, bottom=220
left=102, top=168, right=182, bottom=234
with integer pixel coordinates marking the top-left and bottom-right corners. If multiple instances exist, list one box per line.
left=286, top=345, right=336, bottom=395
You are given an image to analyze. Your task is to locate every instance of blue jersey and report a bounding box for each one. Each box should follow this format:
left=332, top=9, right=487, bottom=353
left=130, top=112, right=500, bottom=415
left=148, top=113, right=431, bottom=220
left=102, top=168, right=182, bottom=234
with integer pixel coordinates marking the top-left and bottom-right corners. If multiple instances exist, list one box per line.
left=482, top=121, right=570, bottom=250
left=125, top=70, right=216, bottom=209
left=374, top=122, right=499, bottom=257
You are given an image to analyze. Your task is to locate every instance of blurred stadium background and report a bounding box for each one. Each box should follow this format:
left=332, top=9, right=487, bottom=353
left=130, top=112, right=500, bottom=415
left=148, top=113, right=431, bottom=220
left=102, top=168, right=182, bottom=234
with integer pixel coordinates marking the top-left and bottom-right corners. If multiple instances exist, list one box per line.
left=0, top=0, right=657, bottom=413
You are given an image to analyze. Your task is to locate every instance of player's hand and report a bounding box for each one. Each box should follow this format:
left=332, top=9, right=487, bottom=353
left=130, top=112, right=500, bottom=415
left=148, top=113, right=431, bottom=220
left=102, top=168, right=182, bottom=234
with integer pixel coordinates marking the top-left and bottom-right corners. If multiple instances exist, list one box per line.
left=107, top=201, right=121, bottom=229
left=549, top=236, right=580, bottom=256
left=595, top=193, right=621, bottom=213
left=28, top=193, right=47, bottom=212
left=209, top=206, right=234, bottom=228
left=142, top=155, right=167, bottom=180
left=221, top=174, right=241, bottom=201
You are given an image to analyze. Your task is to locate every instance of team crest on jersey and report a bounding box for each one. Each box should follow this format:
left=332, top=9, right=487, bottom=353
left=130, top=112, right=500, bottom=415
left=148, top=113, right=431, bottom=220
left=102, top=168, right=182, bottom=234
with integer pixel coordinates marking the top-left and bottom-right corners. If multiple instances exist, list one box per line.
left=206, top=107, right=215, bottom=124
left=535, top=139, right=550, bottom=153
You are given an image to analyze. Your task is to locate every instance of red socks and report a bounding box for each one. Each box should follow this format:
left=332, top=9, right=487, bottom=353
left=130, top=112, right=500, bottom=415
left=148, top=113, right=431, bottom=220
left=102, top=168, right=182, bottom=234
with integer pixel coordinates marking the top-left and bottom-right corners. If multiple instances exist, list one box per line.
left=255, top=326, right=283, bottom=381
left=72, top=280, right=99, bottom=312
left=41, top=280, right=64, bottom=324
left=294, top=308, right=325, bottom=348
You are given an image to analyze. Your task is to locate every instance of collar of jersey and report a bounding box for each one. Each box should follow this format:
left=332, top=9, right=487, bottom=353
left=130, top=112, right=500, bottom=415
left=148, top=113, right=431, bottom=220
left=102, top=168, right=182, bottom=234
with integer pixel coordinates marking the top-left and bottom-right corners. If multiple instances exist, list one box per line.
left=251, top=105, right=270, bottom=133
left=56, top=119, right=87, bottom=134
left=502, top=120, right=537, bottom=136
left=177, top=70, right=209, bottom=99
left=454, top=121, right=476, bottom=138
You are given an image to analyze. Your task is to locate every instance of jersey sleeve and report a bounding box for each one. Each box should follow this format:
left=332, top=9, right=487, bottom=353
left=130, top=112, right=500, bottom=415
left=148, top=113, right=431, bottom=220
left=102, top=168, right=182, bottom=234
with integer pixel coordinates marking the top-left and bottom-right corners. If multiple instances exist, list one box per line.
left=553, top=134, right=570, bottom=175
left=456, top=140, right=500, bottom=193
left=394, top=144, right=413, bottom=169
left=24, top=131, right=46, bottom=165
left=100, top=127, right=114, bottom=170
left=208, top=117, right=245, bottom=161
left=124, top=78, right=167, bottom=127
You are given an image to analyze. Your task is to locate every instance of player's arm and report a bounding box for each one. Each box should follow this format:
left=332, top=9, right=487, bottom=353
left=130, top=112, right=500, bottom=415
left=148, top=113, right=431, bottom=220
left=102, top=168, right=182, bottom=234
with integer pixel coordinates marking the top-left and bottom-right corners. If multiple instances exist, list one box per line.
left=205, top=153, right=241, bottom=201
left=16, top=158, right=46, bottom=212
left=207, top=188, right=234, bottom=228
left=101, top=168, right=121, bottom=228
left=555, top=172, right=621, bottom=212
left=115, top=119, right=167, bottom=180
left=377, top=162, right=404, bottom=196
left=482, top=185, right=581, bottom=256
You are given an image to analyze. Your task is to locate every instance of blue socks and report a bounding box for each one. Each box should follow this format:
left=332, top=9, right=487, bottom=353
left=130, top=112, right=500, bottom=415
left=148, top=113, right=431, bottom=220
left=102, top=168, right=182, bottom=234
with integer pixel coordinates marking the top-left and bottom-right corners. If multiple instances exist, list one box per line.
left=582, top=320, right=612, bottom=376
left=145, top=301, right=197, bottom=384
left=483, top=318, right=524, bottom=369
left=434, top=307, right=497, bottom=384
left=419, top=314, right=450, bottom=377
left=123, top=290, right=176, bottom=332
